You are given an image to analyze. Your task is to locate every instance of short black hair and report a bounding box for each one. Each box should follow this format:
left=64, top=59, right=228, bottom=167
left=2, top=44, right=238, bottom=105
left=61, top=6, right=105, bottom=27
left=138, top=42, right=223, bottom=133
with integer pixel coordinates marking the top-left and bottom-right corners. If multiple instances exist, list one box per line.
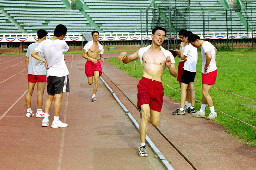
left=91, top=31, right=99, bottom=36
left=152, top=27, right=166, bottom=35
left=37, top=29, right=48, bottom=39
left=179, top=29, right=187, bottom=36
left=183, top=31, right=192, bottom=38
left=54, top=24, right=67, bottom=37
left=188, top=34, right=201, bottom=42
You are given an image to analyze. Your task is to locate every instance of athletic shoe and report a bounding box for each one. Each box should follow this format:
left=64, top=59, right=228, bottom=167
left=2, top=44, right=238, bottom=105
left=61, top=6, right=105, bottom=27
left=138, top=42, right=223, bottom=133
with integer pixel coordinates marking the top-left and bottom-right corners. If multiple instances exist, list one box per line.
left=42, top=119, right=49, bottom=127
left=178, top=109, right=185, bottom=115
left=91, top=97, right=96, bottom=102
left=139, top=145, right=148, bottom=157
left=192, top=110, right=206, bottom=118
left=207, top=112, right=217, bottom=120
left=51, top=120, right=68, bottom=128
left=172, top=108, right=179, bottom=115
left=36, top=111, right=45, bottom=118
left=26, top=111, right=34, bottom=117
left=187, top=107, right=196, bottom=114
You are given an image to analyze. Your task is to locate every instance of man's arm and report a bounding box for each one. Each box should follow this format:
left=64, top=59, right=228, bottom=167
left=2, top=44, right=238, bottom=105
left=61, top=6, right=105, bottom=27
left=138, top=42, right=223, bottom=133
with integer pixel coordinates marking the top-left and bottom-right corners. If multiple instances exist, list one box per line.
left=100, top=54, right=104, bottom=62
left=82, top=49, right=97, bottom=64
left=31, top=51, right=48, bottom=69
left=166, top=56, right=178, bottom=77
left=117, top=51, right=139, bottom=64
left=179, top=43, right=187, bottom=61
left=204, top=51, right=212, bottom=73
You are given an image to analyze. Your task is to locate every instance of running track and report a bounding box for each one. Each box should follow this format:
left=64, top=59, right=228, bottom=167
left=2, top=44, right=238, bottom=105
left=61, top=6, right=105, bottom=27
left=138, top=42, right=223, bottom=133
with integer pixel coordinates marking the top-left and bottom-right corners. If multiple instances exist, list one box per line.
left=0, top=54, right=255, bottom=169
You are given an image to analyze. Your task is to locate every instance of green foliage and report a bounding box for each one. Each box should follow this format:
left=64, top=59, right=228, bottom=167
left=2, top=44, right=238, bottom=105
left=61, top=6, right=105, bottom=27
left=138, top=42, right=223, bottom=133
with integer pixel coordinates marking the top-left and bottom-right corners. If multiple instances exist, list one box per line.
left=107, top=49, right=256, bottom=146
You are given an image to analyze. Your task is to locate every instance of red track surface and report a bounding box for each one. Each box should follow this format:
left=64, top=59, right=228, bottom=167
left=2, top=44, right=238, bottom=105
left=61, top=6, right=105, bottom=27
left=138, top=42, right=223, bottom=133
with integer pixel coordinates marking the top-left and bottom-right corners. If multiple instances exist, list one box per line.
left=0, top=54, right=255, bottom=169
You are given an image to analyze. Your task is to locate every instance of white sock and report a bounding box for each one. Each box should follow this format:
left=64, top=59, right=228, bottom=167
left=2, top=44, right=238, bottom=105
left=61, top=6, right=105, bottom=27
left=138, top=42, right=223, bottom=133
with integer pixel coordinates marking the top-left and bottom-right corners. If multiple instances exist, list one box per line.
left=27, top=108, right=32, bottom=113
left=209, top=106, right=215, bottom=113
left=190, top=106, right=195, bottom=109
left=140, top=143, right=145, bottom=147
left=92, top=94, right=96, bottom=98
left=200, top=104, right=207, bottom=111
left=184, top=101, right=188, bottom=107
left=37, top=109, right=42, bottom=113
left=54, top=116, right=59, bottom=121
left=44, top=113, right=50, bottom=120
left=180, top=108, right=184, bottom=111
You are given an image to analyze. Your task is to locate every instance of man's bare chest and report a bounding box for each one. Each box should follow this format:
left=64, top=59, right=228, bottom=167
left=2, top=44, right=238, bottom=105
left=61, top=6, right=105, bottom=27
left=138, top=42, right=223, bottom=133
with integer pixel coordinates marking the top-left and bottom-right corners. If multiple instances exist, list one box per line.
left=89, top=45, right=99, bottom=53
left=142, top=51, right=166, bottom=65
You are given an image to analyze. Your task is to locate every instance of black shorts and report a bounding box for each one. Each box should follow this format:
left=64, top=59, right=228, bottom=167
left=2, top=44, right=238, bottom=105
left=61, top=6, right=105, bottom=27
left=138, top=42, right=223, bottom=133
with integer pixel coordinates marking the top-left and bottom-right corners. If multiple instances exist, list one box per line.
left=47, top=75, right=70, bottom=95
left=181, top=70, right=196, bottom=84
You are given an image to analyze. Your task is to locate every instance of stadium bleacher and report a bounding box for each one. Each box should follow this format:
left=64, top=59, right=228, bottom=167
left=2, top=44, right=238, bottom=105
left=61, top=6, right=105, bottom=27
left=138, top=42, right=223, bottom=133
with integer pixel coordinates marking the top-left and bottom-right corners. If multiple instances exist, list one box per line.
left=0, top=10, right=22, bottom=33
left=84, top=0, right=153, bottom=33
left=1, top=0, right=93, bottom=33
left=0, top=0, right=255, bottom=36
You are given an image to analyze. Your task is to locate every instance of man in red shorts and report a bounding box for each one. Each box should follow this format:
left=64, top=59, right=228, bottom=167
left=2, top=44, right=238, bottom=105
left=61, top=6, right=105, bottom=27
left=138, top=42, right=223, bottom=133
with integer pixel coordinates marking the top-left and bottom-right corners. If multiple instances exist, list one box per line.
left=189, top=34, right=217, bottom=120
left=118, top=27, right=177, bottom=157
left=82, top=31, right=104, bottom=102
left=25, top=29, right=48, bottom=118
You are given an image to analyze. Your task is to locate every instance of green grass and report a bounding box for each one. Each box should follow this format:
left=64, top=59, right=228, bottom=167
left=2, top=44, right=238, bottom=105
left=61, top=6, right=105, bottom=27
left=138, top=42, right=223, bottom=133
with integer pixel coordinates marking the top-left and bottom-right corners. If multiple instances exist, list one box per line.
left=107, top=49, right=256, bottom=146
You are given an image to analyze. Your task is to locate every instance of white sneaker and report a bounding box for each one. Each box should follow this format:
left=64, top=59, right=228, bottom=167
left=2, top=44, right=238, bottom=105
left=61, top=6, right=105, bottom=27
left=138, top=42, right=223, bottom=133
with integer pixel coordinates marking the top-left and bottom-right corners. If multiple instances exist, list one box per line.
left=36, top=111, right=45, bottom=118
left=192, top=110, right=206, bottom=118
left=26, top=111, right=34, bottom=117
left=51, top=120, right=68, bottom=128
left=42, top=119, right=49, bottom=127
left=207, top=112, right=217, bottom=120
left=91, top=97, right=96, bottom=102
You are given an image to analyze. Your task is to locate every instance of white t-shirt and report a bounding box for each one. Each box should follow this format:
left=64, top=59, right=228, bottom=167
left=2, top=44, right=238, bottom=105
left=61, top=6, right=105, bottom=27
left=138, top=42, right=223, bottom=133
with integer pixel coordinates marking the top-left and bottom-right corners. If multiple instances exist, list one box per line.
left=138, top=45, right=175, bottom=66
left=83, top=40, right=104, bottom=54
left=26, top=42, right=46, bottom=75
left=201, top=41, right=217, bottom=74
left=35, top=39, right=69, bottom=77
left=183, top=44, right=198, bottom=72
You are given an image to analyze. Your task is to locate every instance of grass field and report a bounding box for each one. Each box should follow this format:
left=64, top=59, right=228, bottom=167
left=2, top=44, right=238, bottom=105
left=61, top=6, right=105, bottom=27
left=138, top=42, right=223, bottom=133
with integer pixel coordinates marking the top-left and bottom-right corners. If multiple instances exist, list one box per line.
left=107, top=48, right=256, bottom=146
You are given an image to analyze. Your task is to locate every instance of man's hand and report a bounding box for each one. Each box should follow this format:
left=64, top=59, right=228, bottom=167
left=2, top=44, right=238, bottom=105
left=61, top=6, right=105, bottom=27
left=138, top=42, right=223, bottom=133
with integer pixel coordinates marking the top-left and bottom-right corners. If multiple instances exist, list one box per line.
left=204, top=65, right=209, bottom=73
left=180, top=42, right=184, bottom=48
left=166, top=56, right=172, bottom=68
left=118, top=52, right=127, bottom=62
left=92, top=58, right=98, bottom=64
left=43, top=60, right=49, bottom=70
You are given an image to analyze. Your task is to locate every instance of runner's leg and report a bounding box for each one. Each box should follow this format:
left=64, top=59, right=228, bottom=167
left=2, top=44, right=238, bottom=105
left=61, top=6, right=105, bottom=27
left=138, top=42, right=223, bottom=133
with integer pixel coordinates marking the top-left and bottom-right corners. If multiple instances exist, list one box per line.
left=139, top=104, right=150, bottom=144
left=37, top=82, right=46, bottom=109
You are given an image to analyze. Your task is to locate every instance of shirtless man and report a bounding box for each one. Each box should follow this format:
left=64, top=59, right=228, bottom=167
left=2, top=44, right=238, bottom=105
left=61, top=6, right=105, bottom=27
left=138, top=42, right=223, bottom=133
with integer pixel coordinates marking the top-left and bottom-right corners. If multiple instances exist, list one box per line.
left=118, top=27, right=177, bottom=157
left=82, top=31, right=104, bottom=102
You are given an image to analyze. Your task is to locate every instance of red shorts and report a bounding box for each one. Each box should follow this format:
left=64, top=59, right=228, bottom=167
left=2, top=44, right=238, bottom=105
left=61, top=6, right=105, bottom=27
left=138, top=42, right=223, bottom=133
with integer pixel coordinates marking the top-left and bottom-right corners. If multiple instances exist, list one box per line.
left=85, top=60, right=102, bottom=77
left=177, top=61, right=184, bottom=82
left=137, top=77, right=164, bottom=112
left=202, top=70, right=217, bottom=85
left=28, top=74, right=47, bottom=83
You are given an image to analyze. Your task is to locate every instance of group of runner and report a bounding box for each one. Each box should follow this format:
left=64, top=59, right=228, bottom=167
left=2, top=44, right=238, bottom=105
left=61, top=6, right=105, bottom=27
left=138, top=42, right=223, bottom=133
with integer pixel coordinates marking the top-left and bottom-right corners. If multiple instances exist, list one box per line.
left=25, top=25, right=103, bottom=128
left=25, top=25, right=217, bottom=157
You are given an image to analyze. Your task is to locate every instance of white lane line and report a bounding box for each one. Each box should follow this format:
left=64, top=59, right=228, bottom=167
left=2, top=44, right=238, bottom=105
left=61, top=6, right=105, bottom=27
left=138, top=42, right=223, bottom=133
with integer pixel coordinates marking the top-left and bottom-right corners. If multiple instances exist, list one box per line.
left=0, top=69, right=26, bottom=84
left=100, top=77, right=174, bottom=170
left=0, top=57, right=21, bottom=65
left=57, top=54, right=73, bottom=170
left=0, top=61, right=23, bottom=71
left=0, top=90, right=27, bottom=120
